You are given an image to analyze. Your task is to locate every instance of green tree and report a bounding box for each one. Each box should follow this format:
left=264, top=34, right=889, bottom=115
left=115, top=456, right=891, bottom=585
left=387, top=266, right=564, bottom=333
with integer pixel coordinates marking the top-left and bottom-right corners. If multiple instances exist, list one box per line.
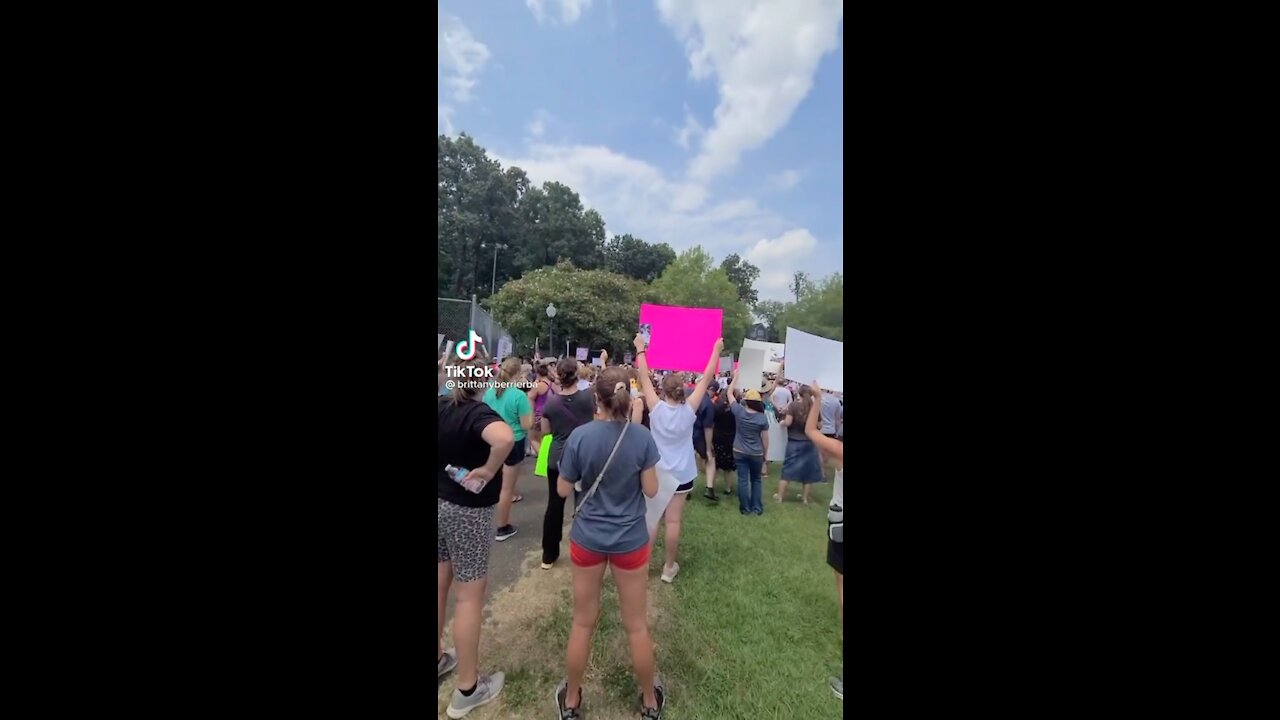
left=753, top=299, right=787, bottom=342
left=719, top=253, right=760, bottom=307
left=602, top=234, right=677, bottom=283
left=777, top=273, right=843, bottom=342
left=515, top=182, right=606, bottom=273
left=650, top=246, right=752, bottom=355
left=437, top=134, right=530, bottom=300
left=487, top=260, right=646, bottom=359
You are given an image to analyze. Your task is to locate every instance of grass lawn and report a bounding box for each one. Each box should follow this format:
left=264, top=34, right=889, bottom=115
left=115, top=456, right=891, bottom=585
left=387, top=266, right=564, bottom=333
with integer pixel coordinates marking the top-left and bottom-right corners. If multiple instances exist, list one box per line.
left=437, top=467, right=844, bottom=719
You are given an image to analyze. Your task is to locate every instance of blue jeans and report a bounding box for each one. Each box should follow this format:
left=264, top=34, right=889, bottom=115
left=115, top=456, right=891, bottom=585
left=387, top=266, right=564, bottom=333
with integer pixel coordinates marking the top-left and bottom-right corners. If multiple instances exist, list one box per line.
left=735, top=452, right=764, bottom=514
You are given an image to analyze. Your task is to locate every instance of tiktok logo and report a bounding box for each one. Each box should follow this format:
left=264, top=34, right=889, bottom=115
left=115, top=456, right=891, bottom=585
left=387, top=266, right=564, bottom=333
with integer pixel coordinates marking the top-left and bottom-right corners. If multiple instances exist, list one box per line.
left=455, top=329, right=484, bottom=360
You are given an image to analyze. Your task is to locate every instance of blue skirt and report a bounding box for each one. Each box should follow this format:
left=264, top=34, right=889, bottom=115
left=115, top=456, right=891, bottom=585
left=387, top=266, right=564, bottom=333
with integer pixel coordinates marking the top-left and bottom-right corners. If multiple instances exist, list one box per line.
left=782, top=437, right=824, bottom=483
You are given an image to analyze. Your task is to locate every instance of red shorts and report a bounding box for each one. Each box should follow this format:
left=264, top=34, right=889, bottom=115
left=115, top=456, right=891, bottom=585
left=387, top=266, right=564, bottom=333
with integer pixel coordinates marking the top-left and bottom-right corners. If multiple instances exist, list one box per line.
left=570, top=541, right=650, bottom=570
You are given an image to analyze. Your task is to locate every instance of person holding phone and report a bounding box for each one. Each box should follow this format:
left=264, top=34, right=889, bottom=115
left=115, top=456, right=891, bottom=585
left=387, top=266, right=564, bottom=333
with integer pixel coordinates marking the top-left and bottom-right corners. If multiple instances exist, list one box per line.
left=438, top=352, right=515, bottom=717
left=634, top=333, right=722, bottom=583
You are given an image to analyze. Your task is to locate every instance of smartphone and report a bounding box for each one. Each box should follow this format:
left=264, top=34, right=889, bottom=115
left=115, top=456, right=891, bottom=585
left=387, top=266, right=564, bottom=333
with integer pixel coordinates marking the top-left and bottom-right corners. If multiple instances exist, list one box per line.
left=638, top=323, right=652, bottom=347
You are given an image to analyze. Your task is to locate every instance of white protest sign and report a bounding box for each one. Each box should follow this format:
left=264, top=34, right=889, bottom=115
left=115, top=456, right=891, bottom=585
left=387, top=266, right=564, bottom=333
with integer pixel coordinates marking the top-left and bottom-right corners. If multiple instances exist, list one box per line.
left=737, top=347, right=767, bottom=392
left=591, top=357, right=603, bottom=367
left=719, top=355, right=733, bottom=372
left=783, top=327, right=843, bottom=391
left=743, top=339, right=785, bottom=375
left=767, top=412, right=788, bottom=461
left=497, top=336, right=513, bottom=361
left=576, top=347, right=589, bottom=361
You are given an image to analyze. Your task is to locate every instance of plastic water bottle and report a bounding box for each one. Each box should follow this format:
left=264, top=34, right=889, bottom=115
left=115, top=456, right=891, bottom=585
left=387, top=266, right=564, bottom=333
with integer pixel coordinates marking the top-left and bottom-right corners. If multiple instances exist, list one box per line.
left=444, top=464, right=485, bottom=494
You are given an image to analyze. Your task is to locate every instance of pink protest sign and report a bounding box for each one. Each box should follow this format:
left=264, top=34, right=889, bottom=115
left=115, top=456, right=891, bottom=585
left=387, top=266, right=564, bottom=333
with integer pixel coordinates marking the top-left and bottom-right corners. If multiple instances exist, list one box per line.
left=638, top=303, right=723, bottom=372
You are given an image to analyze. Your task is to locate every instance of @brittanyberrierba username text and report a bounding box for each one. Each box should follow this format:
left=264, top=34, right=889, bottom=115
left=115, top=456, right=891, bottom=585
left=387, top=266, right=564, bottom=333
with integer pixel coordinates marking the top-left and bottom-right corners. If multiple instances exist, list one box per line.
left=443, top=379, right=537, bottom=390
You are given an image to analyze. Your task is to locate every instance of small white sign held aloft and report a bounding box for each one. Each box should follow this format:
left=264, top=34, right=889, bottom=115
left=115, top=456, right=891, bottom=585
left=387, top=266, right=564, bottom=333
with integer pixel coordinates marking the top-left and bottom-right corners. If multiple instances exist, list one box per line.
left=737, top=347, right=767, bottom=391
left=783, top=327, right=843, bottom=391
left=742, top=339, right=785, bottom=375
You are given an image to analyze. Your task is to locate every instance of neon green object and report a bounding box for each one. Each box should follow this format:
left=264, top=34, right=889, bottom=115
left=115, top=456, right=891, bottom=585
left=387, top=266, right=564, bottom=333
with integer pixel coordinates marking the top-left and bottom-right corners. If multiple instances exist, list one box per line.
left=535, top=435, right=553, bottom=477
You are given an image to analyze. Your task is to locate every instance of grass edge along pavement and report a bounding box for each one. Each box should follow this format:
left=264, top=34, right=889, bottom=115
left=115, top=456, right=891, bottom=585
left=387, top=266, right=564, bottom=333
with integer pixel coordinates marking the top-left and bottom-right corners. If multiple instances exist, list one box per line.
left=438, top=469, right=843, bottom=719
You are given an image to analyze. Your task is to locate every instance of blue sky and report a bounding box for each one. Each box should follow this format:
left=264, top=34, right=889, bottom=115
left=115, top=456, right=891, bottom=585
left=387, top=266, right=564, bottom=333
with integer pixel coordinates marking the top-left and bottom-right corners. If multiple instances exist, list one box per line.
left=438, top=0, right=843, bottom=302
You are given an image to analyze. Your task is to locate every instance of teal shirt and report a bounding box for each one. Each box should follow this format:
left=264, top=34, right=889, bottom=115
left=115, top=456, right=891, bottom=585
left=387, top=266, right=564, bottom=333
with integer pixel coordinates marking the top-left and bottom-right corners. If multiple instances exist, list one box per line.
left=483, top=386, right=532, bottom=441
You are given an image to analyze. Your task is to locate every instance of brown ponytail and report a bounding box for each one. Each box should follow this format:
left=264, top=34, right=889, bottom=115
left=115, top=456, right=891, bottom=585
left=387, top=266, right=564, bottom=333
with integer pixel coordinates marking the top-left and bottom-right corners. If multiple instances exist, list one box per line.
left=555, top=358, right=579, bottom=389
left=595, top=367, right=632, bottom=420
left=660, top=373, right=686, bottom=404
left=495, top=357, right=521, bottom=398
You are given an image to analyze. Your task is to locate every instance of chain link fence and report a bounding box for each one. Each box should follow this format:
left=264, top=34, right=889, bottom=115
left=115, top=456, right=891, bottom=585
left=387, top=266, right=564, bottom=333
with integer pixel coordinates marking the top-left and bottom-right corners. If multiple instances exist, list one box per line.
left=438, top=296, right=514, bottom=360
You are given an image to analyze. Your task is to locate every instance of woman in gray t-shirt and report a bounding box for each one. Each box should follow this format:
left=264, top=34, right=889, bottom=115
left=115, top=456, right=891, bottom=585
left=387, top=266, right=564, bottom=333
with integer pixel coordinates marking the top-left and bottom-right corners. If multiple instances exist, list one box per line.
left=553, top=367, right=666, bottom=718
left=726, top=367, right=771, bottom=516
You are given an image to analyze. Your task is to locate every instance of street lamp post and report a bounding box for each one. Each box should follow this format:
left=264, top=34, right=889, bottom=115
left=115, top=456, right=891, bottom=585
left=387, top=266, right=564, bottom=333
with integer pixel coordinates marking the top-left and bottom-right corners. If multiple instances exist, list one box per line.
left=480, top=242, right=508, bottom=296
left=546, top=303, right=557, bottom=358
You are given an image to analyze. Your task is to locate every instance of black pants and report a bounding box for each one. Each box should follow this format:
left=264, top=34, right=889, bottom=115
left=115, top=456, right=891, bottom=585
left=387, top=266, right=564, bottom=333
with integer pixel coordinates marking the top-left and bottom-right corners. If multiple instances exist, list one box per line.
left=542, top=467, right=576, bottom=564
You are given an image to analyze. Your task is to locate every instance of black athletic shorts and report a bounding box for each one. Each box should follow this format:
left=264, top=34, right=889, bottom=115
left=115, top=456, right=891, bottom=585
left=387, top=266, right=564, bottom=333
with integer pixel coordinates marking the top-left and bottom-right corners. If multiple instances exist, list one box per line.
left=503, top=440, right=525, bottom=467
left=827, top=536, right=843, bottom=575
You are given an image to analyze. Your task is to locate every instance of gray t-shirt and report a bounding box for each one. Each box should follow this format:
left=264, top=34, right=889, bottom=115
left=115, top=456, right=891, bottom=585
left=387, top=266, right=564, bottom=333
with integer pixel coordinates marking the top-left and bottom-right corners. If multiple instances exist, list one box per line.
left=820, top=394, right=840, bottom=434
left=730, top=403, right=770, bottom=456
left=560, top=420, right=661, bottom=554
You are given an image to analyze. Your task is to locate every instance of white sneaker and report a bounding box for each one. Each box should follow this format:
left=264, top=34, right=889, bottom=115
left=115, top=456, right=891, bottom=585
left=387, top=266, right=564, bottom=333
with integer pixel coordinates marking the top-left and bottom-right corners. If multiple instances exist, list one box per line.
left=660, top=562, right=679, bottom=583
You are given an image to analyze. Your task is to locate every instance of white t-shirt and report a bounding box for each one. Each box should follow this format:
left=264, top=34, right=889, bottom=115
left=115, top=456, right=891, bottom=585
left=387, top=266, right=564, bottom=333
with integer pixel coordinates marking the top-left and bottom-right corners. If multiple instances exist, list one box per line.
left=647, top=401, right=697, bottom=484
left=577, top=379, right=591, bottom=392
left=772, top=385, right=793, bottom=410
left=832, top=468, right=844, bottom=509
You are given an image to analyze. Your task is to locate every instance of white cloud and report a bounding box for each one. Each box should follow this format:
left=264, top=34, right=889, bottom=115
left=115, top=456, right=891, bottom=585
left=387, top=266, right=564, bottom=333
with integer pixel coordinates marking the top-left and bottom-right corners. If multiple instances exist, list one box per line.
left=771, top=169, right=801, bottom=190
left=656, top=0, right=843, bottom=183
left=527, top=0, right=594, bottom=24
left=527, top=109, right=551, bottom=138
left=491, top=141, right=832, bottom=302
left=438, top=10, right=490, bottom=131
left=746, top=228, right=817, bottom=266
left=674, top=107, right=704, bottom=150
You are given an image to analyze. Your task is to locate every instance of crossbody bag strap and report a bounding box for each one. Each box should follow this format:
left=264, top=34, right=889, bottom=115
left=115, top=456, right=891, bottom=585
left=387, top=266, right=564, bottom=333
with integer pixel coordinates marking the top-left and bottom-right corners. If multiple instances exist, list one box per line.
left=572, top=420, right=629, bottom=519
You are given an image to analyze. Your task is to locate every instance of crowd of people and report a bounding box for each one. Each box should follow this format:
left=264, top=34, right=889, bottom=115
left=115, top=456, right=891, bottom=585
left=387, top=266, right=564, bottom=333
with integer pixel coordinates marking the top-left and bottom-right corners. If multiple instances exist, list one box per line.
left=437, top=336, right=844, bottom=718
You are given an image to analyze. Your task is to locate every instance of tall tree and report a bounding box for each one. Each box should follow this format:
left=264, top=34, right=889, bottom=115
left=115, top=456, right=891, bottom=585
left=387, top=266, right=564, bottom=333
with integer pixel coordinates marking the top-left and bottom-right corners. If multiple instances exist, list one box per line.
left=650, top=246, right=752, bottom=354
left=437, top=134, right=529, bottom=300
left=790, top=271, right=812, bottom=302
left=515, top=181, right=605, bottom=273
left=603, top=234, right=677, bottom=283
left=719, top=253, right=761, bottom=307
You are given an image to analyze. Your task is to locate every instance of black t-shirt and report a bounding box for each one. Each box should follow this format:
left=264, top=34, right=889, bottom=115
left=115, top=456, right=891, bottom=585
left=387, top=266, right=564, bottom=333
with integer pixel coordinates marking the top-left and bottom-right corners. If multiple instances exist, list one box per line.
left=438, top=397, right=506, bottom=507
left=713, top=396, right=737, bottom=440
left=693, top=395, right=715, bottom=437
left=543, top=388, right=596, bottom=471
